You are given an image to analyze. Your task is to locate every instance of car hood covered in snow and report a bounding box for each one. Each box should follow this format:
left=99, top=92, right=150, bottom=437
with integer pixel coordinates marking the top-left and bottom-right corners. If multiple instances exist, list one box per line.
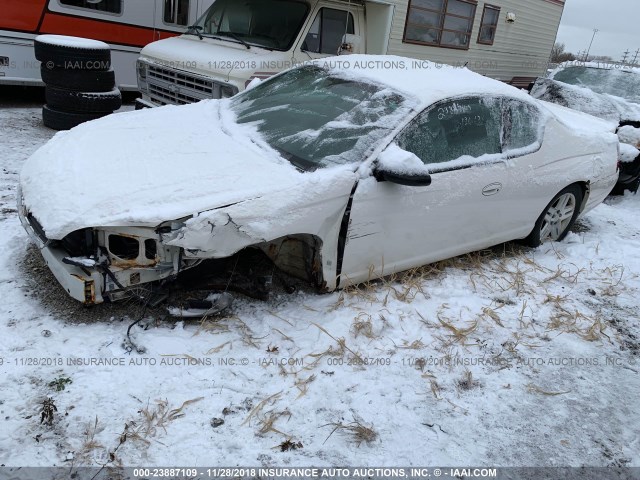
left=19, top=100, right=354, bottom=240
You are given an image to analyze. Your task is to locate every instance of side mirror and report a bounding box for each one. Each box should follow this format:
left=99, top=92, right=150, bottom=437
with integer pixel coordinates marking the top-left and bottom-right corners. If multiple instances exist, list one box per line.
left=338, top=34, right=361, bottom=55
left=374, top=143, right=432, bottom=187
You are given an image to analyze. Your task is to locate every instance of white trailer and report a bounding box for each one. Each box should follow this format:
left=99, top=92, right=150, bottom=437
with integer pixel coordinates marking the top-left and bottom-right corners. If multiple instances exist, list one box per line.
left=136, top=0, right=565, bottom=106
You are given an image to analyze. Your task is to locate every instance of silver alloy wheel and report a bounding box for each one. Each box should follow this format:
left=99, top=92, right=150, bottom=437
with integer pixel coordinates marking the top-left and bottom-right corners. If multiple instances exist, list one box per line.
left=539, top=192, right=577, bottom=242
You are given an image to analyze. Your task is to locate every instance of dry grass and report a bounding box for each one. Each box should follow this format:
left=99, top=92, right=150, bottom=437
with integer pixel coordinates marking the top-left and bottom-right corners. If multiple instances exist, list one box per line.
left=242, top=392, right=282, bottom=427
left=322, top=419, right=378, bottom=447
left=310, top=322, right=364, bottom=365
left=436, top=314, right=478, bottom=345
left=294, top=374, right=317, bottom=399
left=127, top=397, right=204, bottom=445
left=256, top=409, right=292, bottom=436
left=351, top=313, right=376, bottom=339
left=526, top=383, right=571, bottom=396
left=456, top=370, right=479, bottom=391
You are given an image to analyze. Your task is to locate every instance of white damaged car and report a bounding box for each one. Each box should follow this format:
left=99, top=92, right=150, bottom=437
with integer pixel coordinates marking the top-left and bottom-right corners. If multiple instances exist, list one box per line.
left=18, top=56, right=620, bottom=305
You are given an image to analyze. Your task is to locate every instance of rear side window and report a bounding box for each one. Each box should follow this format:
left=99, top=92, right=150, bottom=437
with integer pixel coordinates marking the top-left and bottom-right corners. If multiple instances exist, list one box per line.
left=396, top=97, right=502, bottom=166
left=502, top=99, right=542, bottom=152
left=60, top=0, right=122, bottom=14
left=303, top=8, right=355, bottom=55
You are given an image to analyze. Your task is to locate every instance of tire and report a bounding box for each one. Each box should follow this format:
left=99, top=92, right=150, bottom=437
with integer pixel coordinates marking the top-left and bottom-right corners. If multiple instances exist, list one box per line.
left=42, top=105, right=109, bottom=131
left=46, top=85, right=122, bottom=113
left=41, top=65, right=116, bottom=92
left=525, top=185, right=583, bottom=247
left=35, top=36, right=111, bottom=70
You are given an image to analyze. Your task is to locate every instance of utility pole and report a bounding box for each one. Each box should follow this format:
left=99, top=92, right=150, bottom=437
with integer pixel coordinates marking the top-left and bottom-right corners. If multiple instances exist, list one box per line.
left=585, top=28, right=599, bottom=61
left=622, top=49, right=630, bottom=63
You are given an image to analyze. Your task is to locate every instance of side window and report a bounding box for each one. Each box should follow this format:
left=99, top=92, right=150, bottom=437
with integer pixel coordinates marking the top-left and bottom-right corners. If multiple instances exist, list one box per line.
left=164, top=0, right=190, bottom=26
left=396, top=97, right=502, bottom=166
left=59, top=0, right=122, bottom=14
left=303, top=8, right=355, bottom=55
left=503, top=100, right=542, bottom=152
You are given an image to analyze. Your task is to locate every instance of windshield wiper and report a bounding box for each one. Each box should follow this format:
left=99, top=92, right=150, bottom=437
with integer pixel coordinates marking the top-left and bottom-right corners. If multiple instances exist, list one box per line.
left=186, top=25, right=203, bottom=40
left=216, top=31, right=251, bottom=49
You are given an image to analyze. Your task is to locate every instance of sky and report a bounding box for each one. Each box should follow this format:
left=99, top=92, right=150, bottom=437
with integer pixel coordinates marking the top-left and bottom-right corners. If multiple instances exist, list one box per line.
left=555, top=0, right=639, bottom=61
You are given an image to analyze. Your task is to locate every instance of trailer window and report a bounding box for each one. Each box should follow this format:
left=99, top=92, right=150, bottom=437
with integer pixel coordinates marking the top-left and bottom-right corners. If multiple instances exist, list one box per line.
left=59, top=0, right=122, bottom=14
left=302, top=8, right=355, bottom=55
left=164, top=0, right=190, bottom=26
left=403, top=0, right=477, bottom=50
left=477, top=4, right=500, bottom=45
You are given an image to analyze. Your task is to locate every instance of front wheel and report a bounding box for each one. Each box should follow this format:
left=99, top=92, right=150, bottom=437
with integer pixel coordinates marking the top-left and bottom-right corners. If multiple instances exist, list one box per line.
left=525, top=185, right=583, bottom=247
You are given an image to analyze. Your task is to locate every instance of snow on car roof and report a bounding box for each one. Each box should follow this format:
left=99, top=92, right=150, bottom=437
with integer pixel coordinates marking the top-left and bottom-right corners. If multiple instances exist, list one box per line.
left=549, top=60, right=640, bottom=79
left=317, top=55, right=536, bottom=107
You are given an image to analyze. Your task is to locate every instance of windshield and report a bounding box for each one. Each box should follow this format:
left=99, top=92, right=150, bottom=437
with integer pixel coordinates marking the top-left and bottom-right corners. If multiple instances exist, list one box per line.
left=190, top=0, right=309, bottom=51
left=230, top=66, right=415, bottom=171
left=553, top=66, right=640, bottom=104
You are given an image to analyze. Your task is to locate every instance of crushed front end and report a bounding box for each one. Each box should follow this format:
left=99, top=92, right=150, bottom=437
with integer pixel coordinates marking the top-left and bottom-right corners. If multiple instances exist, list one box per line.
left=18, top=192, right=192, bottom=305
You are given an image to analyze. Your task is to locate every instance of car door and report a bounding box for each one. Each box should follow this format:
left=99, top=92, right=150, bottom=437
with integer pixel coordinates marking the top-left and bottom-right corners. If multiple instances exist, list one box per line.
left=338, top=95, right=544, bottom=287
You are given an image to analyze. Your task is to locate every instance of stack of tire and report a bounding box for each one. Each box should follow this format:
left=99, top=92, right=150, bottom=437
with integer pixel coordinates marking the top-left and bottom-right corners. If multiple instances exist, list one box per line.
left=35, top=35, right=122, bottom=130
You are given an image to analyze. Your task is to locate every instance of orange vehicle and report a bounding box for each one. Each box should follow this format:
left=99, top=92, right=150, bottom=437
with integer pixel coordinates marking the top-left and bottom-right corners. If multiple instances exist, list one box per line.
left=0, top=0, right=214, bottom=89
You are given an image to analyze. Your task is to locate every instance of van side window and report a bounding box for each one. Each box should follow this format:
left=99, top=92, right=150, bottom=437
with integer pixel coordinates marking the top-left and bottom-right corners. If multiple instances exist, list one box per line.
left=164, top=0, right=190, bottom=26
left=396, top=97, right=502, bottom=166
left=302, top=8, right=354, bottom=55
left=59, top=0, right=122, bottom=14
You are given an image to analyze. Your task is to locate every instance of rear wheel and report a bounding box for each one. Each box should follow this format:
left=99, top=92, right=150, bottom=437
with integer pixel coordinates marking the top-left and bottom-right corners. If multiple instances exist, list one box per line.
left=525, top=185, right=583, bottom=247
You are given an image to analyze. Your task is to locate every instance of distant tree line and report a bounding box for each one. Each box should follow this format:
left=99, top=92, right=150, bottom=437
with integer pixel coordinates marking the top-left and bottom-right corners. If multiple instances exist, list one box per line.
left=550, top=42, right=614, bottom=63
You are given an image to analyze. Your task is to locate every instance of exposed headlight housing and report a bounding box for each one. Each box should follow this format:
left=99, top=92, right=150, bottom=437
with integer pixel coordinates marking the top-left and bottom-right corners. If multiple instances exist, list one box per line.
left=219, top=85, right=236, bottom=98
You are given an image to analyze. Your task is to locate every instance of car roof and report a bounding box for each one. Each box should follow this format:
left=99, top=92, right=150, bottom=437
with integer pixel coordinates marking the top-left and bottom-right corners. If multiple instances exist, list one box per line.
left=551, top=61, right=640, bottom=78
left=317, top=54, right=535, bottom=107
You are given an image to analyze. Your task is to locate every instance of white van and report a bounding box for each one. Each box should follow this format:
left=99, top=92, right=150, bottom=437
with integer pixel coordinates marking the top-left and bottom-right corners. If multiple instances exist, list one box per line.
left=136, top=0, right=566, bottom=107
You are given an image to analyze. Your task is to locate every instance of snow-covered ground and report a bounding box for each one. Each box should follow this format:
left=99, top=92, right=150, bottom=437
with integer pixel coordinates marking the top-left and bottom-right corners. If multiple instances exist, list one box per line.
left=0, top=97, right=639, bottom=469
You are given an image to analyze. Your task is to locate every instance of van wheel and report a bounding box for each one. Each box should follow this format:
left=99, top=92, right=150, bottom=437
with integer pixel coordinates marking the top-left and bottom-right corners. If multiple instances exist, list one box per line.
left=35, top=35, right=111, bottom=70
left=41, top=65, right=116, bottom=92
left=42, top=105, right=109, bottom=131
left=46, top=85, right=122, bottom=113
left=525, top=185, right=583, bottom=247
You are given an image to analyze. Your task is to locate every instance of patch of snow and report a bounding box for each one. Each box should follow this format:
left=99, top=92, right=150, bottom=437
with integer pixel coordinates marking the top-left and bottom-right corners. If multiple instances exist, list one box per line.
left=319, top=55, right=536, bottom=110
left=64, top=257, right=97, bottom=268
left=619, top=143, right=640, bottom=163
left=245, top=77, right=262, bottom=90
left=618, top=125, right=640, bottom=147
left=77, top=89, right=121, bottom=98
left=376, top=143, right=426, bottom=174
left=36, top=35, right=110, bottom=50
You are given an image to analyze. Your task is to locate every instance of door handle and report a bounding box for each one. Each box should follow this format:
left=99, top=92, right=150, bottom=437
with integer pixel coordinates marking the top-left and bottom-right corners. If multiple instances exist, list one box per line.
left=482, top=183, right=502, bottom=196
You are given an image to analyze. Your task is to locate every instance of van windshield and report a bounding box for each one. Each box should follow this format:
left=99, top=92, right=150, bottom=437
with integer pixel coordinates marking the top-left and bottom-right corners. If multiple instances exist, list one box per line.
left=190, top=0, right=309, bottom=51
left=230, top=66, right=415, bottom=171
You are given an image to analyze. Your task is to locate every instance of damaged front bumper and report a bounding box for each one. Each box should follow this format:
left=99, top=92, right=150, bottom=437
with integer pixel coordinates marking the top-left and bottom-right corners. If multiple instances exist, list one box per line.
left=18, top=193, right=184, bottom=305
